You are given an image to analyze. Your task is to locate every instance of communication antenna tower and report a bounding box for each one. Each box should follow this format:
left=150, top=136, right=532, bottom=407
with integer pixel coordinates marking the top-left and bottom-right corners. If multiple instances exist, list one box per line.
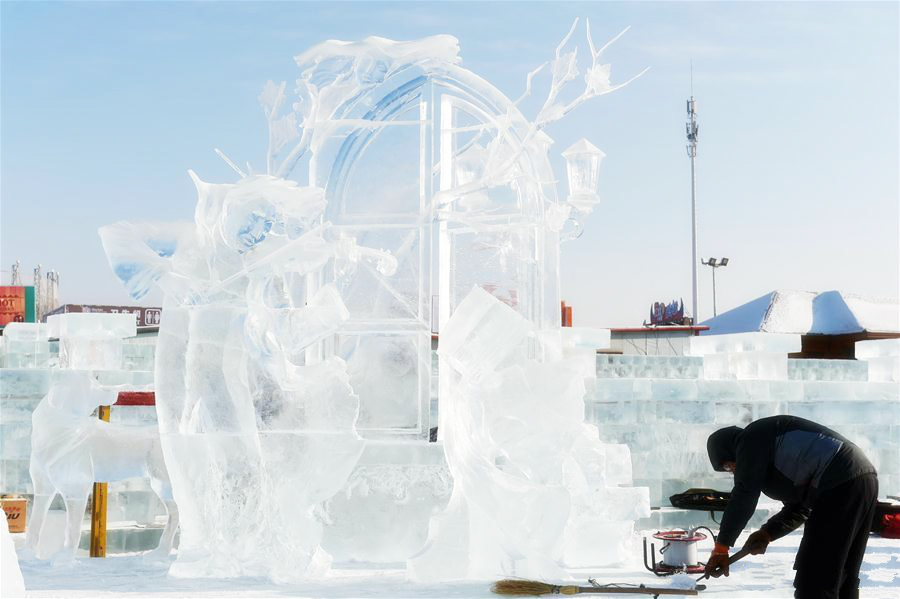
left=10, top=260, right=21, bottom=285
left=33, top=265, right=43, bottom=322
left=686, top=88, right=700, bottom=324
left=46, top=270, right=60, bottom=314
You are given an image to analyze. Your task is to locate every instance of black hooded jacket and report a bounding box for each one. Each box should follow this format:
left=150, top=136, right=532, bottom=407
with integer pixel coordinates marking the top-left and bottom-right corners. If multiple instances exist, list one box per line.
left=708, top=416, right=876, bottom=547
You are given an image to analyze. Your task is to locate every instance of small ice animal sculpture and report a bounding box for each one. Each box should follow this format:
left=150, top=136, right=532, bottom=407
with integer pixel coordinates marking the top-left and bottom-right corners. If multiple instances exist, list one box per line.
left=23, top=370, right=177, bottom=561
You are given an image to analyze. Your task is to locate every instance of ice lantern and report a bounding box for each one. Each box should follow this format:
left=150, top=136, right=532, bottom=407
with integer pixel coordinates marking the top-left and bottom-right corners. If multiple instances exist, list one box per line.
left=562, top=138, right=606, bottom=214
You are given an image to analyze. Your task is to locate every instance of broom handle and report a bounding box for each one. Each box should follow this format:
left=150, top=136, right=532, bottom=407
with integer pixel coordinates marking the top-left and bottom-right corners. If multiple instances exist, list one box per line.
left=728, top=547, right=753, bottom=564
left=575, top=587, right=699, bottom=596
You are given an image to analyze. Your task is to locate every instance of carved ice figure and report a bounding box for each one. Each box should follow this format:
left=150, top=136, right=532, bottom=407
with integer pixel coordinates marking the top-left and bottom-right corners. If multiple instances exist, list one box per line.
left=24, top=368, right=177, bottom=562
left=402, top=20, right=648, bottom=580
left=100, top=18, right=645, bottom=581
left=408, top=288, right=648, bottom=580
left=100, top=171, right=388, bottom=580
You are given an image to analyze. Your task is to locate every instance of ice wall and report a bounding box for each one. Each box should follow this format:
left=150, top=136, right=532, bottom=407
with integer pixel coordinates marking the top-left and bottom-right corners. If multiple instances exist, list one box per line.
left=586, top=333, right=900, bottom=505
left=856, top=338, right=900, bottom=382
left=1, top=323, right=55, bottom=369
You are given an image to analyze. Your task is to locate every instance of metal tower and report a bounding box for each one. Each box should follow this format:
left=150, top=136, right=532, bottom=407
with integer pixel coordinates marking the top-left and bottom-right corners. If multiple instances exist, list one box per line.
left=33, top=265, right=42, bottom=321
left=46, top=270, right=60, bottom=315
left=10, top=260, right=21, bottom=285
left=686, top=96, right=700, bottom=324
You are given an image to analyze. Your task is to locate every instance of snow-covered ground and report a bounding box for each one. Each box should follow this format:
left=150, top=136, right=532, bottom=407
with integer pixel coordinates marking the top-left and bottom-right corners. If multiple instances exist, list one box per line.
left=9, top=531, right=899, bottom=598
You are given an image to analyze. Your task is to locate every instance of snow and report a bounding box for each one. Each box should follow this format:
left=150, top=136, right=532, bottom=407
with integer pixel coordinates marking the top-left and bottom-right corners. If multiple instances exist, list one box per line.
left=2, top=519, right=25, bottom=597
left=701, top=290, right=900, bottom=336
left=843, top=293, right=900, bottom=334
left=9, top=531, right=900, bottom=598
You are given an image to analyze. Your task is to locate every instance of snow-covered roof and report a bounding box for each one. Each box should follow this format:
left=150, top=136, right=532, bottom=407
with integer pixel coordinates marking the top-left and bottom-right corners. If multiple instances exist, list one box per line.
left=700, top=290, right=900, bottom=335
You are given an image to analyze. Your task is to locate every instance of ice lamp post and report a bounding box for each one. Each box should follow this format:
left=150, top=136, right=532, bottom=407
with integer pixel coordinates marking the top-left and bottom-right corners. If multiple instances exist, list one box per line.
left=562, top=138, right=606, bottom=214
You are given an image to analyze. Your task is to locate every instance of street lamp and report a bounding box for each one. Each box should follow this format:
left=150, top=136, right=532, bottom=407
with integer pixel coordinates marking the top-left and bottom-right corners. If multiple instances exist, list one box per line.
left=701, top=257, right=729, bottom=317
left=562, top=138, right=606, bottom=214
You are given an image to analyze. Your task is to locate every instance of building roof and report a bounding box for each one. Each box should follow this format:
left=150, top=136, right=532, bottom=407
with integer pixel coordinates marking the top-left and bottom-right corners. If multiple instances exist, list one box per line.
left=700, top=290, right=900, bottom=336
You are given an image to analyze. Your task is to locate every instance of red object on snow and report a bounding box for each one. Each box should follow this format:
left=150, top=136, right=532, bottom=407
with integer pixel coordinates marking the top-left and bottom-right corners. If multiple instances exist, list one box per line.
left=878, top=513, right=900, bottom=539
left=114, top=391, right=155, bottom=406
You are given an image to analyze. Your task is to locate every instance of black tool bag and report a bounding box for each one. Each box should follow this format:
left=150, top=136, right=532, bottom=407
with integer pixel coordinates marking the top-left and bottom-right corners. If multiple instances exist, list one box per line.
left=669, top=488, right=731, bottom=510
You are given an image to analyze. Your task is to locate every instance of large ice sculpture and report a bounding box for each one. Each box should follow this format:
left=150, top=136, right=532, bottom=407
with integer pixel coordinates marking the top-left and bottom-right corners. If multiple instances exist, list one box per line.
left=101, top=19, right=645, bottom=581
left=101, top=175, right=382, bottom=580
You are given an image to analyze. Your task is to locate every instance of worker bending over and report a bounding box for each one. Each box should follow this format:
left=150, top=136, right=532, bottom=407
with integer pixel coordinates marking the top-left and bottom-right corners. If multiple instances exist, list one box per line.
left=705, top=415, right=878, bottom=599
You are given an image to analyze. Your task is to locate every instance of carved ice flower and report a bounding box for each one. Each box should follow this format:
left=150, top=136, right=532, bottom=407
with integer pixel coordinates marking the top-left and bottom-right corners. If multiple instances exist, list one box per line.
left=550, top=50, right=579, bottom=89
left=585, top=63, right=612, bottom=95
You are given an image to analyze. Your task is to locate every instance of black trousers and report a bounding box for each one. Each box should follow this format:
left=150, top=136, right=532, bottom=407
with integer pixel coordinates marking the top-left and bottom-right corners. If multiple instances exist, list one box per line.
left=794, top=473, right=878, bottom=599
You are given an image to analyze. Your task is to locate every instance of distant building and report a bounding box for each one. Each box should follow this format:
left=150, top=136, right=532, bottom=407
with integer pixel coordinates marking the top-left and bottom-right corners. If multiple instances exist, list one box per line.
left=42, top=304, right=162, bottom=334
left=608, top=325, right=708, bottom=356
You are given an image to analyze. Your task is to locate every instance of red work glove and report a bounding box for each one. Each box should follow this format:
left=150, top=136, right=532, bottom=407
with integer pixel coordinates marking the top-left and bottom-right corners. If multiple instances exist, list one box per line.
left=704, top=542, right=731, bottom=578
left=743, top=529, right=772, bottom=555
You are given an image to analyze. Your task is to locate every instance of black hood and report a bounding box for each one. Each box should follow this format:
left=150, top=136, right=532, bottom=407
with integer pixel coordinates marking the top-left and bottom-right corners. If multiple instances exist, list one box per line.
left=707, top=426, right=743, bottom=471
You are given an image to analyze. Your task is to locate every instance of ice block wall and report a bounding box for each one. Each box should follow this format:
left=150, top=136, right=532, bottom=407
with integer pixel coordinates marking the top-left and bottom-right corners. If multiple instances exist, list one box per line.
left=1, top=324, right=55, bottom=494
left=585, top=332, right=900, bottom=506
left=1, top=323, right=55, bottom=369
left=856, top=338, right=900, bottom=382
left=0, top=317, right=159, bottom=536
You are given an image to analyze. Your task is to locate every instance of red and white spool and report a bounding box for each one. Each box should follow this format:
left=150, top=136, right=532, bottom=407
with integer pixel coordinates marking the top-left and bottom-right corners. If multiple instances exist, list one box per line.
left=653, top=530, right=707, bottom=568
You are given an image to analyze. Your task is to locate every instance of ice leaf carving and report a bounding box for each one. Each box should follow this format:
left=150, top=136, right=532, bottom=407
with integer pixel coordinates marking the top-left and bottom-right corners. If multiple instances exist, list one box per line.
left=585, top=62, right=612, bottom=95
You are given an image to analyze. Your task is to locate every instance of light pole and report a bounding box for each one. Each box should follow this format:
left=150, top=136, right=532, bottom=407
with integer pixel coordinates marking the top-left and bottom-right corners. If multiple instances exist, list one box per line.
left=686, top=97, right=700, bottom=325
left=701, top=257, right=729, bottom=317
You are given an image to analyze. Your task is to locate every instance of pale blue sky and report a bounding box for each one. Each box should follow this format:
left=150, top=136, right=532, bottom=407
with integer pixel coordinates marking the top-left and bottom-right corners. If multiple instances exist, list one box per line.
left=2, top=1, right=897, bottom=327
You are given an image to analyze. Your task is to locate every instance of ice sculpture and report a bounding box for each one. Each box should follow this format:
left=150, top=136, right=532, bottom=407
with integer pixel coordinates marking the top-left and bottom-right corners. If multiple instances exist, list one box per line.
left=408, top=288, right=648, bottom=580
left=100, top=175, right=382, bottom=581
left=100, top=18, right=645, bottom=581
left=24, top=367, right=177, bottom=561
